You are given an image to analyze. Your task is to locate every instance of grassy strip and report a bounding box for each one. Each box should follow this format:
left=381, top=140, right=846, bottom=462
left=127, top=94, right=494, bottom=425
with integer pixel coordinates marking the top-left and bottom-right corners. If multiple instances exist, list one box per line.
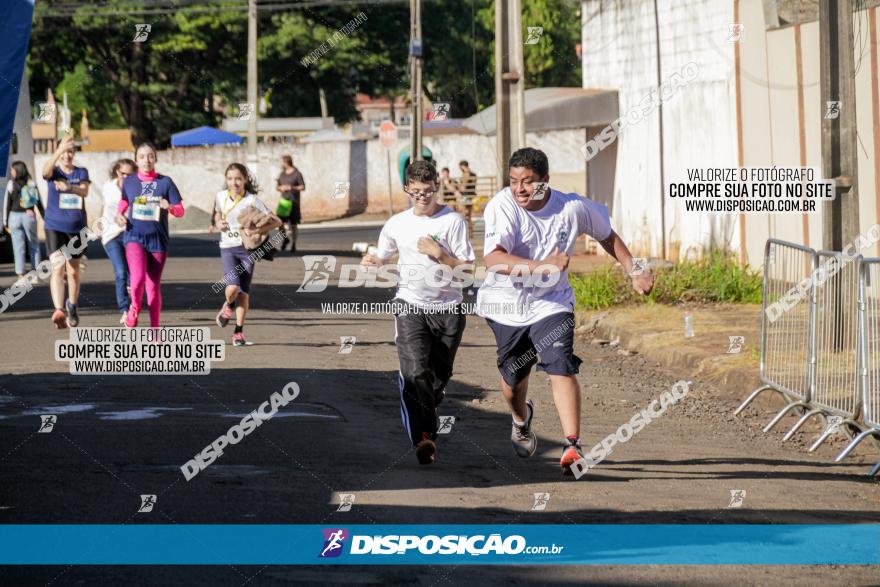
left=571, top=253, right=763, bottom=310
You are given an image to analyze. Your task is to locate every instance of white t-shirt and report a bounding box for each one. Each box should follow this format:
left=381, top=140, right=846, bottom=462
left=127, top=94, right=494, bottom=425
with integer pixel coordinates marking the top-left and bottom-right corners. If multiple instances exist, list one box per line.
left=376, top=206, right=475, bottom=307
left=214, top=190, right=271, bottom=249
left=476, top=187, right=612, bottom=326
left=100, top=180, right=125, bottom=245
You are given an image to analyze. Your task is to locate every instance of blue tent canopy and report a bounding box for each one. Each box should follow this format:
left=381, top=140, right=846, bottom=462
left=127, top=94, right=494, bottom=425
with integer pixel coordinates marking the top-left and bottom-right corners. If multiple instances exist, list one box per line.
left=171, top=126, right=243, bottom=147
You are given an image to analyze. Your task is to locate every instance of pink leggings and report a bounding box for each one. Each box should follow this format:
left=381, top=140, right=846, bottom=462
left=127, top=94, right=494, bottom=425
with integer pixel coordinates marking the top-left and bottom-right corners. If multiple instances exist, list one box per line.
left=125, top=242, right=167, bottom=327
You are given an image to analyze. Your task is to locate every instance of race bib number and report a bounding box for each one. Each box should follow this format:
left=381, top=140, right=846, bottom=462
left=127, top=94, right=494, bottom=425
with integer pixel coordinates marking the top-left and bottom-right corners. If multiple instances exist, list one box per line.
left=221, top=229, right=242, bottom=246
left=132, top=201, right=161, bottom=222
left=58, top=194, right=83, bottom=210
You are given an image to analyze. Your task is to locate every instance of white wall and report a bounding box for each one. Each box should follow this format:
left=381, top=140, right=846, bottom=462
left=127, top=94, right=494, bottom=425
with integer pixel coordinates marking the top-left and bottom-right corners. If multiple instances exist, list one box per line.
left=581, top=0, right=880, bottom=264
left=581, top=0, right=738, bottom=259
left=32, top=128, right=589, bottom=231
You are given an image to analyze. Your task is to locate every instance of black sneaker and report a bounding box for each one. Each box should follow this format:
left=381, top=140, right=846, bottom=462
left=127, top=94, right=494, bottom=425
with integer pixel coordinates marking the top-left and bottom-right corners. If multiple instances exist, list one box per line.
left=65, top=300, right=79, bottom=327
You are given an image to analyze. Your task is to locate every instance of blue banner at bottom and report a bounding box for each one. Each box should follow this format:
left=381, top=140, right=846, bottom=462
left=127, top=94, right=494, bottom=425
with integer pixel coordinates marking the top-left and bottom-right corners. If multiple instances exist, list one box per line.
left=1, top=525, right=877, bottom=565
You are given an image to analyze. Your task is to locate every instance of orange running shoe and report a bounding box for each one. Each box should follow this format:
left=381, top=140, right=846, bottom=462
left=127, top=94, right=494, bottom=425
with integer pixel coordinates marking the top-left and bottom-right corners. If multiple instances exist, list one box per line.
left=560, top=437, right=584, bottom=476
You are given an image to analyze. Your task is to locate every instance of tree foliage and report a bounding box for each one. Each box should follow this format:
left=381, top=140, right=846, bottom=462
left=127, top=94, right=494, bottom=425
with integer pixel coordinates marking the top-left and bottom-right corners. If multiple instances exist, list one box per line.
left=28, top=0, right=582, bottom=146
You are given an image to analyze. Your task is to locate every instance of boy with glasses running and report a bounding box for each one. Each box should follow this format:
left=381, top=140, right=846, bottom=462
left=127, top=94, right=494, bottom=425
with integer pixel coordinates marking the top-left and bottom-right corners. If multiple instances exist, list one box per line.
left=361, top=161, right=475, bottom=465
left=477, top=147, right=653, bottom=475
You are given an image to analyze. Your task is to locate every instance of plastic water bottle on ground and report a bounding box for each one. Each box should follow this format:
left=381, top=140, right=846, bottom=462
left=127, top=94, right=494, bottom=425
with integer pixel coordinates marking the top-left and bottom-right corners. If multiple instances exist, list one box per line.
left=684, top=311, right=695, bottom=338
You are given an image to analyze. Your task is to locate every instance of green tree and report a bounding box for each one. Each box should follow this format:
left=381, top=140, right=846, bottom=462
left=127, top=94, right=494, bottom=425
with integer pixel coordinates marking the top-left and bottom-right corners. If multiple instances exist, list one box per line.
left=257, top=8, right=407, bottom=122
left=55, top=62, right=127, bottom=131
left=30, top=0, right=246, bottom=146
left=422, top=0, right=495, bottom=116
left=477, top=0, right=582, bottom=89
left=28, top=0, right=583, bottom=144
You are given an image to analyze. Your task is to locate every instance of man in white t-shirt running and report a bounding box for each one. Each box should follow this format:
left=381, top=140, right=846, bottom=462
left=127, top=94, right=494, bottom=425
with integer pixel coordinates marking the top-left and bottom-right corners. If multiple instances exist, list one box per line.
left=477, top=147, right=653, bottom=475
left=361, top=161, right=475, bottom=465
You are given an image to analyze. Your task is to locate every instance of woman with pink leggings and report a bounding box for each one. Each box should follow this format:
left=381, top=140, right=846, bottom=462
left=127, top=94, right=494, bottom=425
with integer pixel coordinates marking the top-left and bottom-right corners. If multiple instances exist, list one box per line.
left=116, top=142, right=184, bottom=327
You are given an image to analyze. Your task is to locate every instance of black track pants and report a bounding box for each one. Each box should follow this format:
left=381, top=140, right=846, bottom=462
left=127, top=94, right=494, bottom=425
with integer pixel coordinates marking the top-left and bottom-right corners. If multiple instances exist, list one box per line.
left=394, top=304, right=466, bottom=446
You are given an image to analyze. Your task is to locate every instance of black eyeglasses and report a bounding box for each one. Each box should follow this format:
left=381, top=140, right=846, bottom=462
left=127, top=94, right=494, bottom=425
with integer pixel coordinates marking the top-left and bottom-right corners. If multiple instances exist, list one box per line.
left=406, top=189, right=437, bottom=199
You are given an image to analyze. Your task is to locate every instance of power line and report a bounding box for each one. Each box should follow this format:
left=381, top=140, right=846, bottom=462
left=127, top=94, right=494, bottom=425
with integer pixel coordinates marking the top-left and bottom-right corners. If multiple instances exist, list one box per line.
left=42, top=0, right=407, bottom=18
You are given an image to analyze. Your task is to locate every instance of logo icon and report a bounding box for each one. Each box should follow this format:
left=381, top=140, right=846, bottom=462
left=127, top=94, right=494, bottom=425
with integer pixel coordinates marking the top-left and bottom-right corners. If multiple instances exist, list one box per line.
left=331, top=181, right=350, bottom=200
left=727, top=489, right=746, bottom=508
left=140, top=181, right=157, bottom=198
left=336, top=493, right=355, bottom=512
left=38, top=415, right=57, bottom=433
left=531, top=492, right=550, bottom=511
left=727, top=23, right=744, bottom=42
left=319, top=528, right=348, bottom=558
left=630, top=258, right=648, bottom=276
left=557, top=229, right=568, bottom=243
left=437, top=415, right=455, bottom=434
left=133, top=24, right=152, bottom=42
left=339, top=336, right=356, bottom=354
left=34, top=102, right=56, bottom=123
left=237, top=103, right=255, bottom=121
left=727, top=335, right=745, bottom=354
left=432, top=102, right=451, bottom=121
left=823, top=415, right=844, bottom=435
left=531, top=181, right=548, bottom=201
left=298, top=255, right=337, bottom=292
left=138, top=494, right=157, bottom=513
left=824, top=101, right=841, bottom=119
left=525, top=26, right=543, bottom=45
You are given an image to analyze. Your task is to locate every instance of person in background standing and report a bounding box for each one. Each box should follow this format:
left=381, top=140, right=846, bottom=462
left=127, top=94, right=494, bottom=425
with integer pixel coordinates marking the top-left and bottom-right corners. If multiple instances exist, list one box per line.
left=276, top=155, right=305, bottom=252
left=439, top=167, right=460, bottom=203
left=100, top=158, right=135, bottom=324
left=3, top=161, right=44, bottom=285
left=458, top=160, right=478, bottom=197
left=41, top=135, right=91, bottom=329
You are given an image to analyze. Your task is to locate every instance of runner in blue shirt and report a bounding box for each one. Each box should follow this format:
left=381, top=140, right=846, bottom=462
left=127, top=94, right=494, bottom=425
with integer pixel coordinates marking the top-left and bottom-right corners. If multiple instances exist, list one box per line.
left=117, top=142, right=185, bottom=328
left=40, top=135, right=91, bottom=329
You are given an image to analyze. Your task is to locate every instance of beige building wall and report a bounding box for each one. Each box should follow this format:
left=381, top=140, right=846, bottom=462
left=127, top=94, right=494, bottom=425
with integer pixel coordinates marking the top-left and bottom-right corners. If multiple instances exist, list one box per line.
left=740, top=3, right=880, bottom=264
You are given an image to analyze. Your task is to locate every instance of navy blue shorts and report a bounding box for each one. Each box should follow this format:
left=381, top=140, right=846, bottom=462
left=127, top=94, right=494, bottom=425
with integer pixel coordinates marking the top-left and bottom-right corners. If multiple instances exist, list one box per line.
left=220, top=246, right=254, bottom=293
left=485, top=312, right=582, bottom=387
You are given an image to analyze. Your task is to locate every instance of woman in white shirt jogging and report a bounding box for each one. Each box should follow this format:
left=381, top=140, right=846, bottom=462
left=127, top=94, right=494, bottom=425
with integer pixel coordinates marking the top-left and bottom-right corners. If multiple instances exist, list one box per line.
left=100, top=158, right=135, bottom=323
left=361, top=160, right=475, bottom=466
left=476, top=147, right=654, bottom=475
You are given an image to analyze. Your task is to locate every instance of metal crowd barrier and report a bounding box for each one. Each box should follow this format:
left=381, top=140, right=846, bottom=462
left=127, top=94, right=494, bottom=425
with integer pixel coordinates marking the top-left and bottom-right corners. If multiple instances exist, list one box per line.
left=835, top=258, right=880, bottom=476
left=799, top=252, right=862, bottom=451
left=736, top=240, right=880, bottom=477
left=735, top=240, right=817, bottom=430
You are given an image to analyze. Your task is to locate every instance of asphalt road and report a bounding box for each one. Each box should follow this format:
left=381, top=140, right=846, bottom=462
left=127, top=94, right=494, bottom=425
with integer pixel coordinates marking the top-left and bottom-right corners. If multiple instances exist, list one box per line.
left=0, top=226, right=878, bottom=585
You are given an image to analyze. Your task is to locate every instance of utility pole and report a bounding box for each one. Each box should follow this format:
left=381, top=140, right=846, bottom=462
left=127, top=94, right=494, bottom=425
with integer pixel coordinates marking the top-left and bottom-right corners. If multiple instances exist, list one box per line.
left=820, top=0, right=859, bottom=352
left=653, top=0, right=667, bottom=260
left=247, top=0, right=258, bottom=169
left=409, top=0, right=423, bottom=162
left=495, top=0, right=526, bottom=187
left=820, top=0, right=860, bottom=251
